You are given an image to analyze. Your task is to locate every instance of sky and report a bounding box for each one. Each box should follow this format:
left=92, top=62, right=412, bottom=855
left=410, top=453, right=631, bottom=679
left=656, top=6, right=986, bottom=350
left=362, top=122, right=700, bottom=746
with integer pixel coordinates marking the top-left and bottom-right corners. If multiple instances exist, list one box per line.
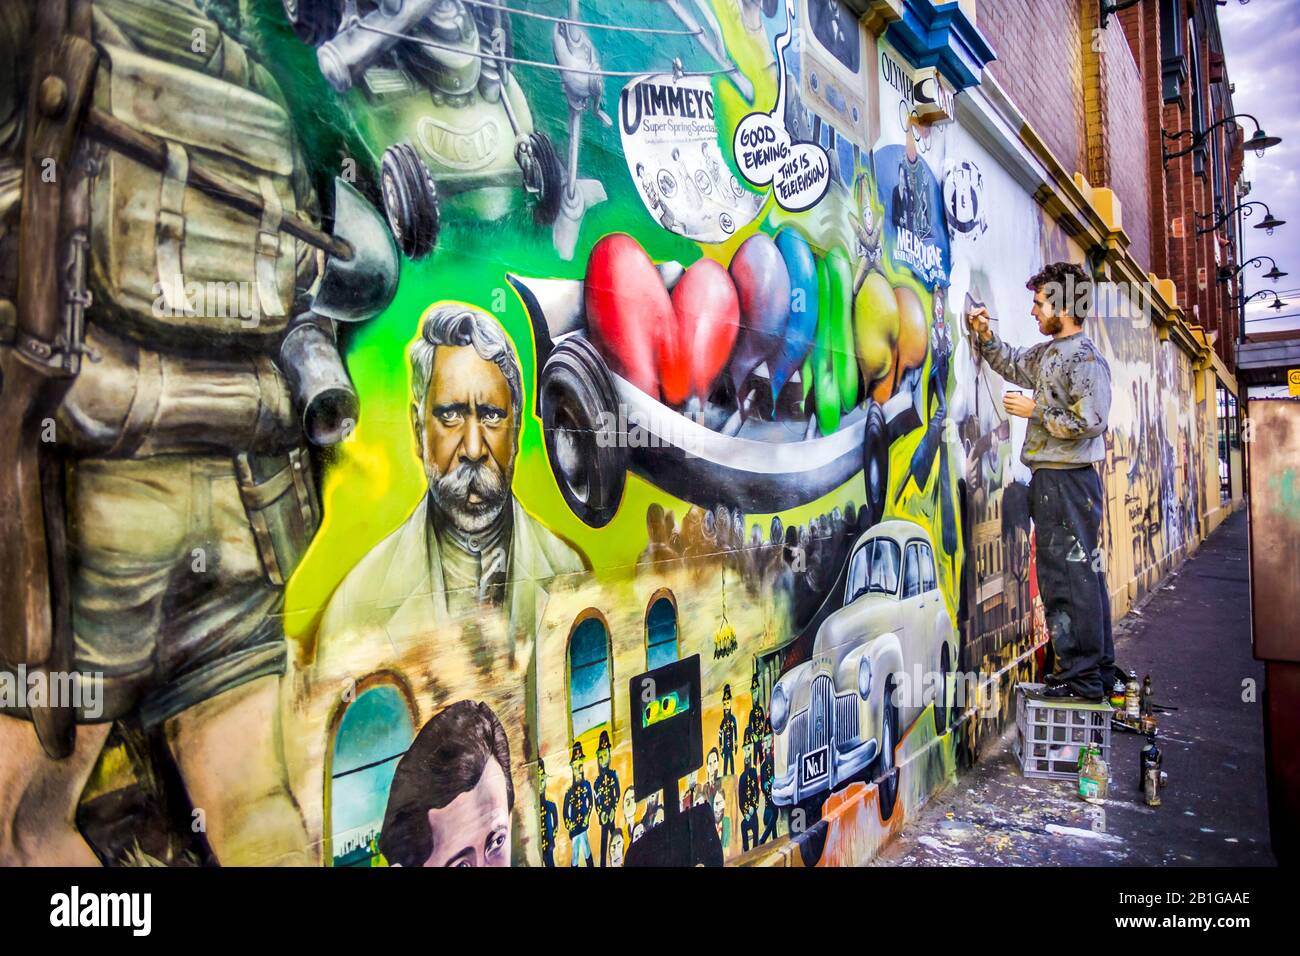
left=1217, top=1, right=1300, bottom=336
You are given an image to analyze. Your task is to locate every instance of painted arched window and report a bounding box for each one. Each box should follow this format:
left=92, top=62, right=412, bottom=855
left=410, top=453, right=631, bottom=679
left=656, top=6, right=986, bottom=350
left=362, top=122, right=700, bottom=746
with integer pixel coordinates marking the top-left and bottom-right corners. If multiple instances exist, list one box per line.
left=568, top=612, right=613, bottom=743
left=645, top=591, right=679, bottom=670
left=326, top=677, right=417, bottom=867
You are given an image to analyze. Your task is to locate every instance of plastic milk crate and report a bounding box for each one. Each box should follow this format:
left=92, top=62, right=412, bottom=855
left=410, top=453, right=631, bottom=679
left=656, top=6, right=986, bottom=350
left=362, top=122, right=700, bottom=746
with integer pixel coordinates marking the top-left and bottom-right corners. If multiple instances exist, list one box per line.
left=1013, top=683, right=1113, bottom=780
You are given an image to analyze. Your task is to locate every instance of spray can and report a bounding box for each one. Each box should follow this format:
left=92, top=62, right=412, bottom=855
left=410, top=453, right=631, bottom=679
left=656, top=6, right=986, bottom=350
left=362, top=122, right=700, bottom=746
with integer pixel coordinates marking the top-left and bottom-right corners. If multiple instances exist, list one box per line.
left=1124, top=670, right=1141, bottom=720
left=1140, top=674, right=1154, bottom=717
left=1140, top=730, right=1162, bottom=806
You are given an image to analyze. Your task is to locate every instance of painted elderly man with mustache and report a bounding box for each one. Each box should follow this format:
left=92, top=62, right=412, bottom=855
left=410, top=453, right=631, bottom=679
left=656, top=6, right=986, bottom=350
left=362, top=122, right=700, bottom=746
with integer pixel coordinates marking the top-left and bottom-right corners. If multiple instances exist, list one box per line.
left=315, top=302, right=587, bottom=659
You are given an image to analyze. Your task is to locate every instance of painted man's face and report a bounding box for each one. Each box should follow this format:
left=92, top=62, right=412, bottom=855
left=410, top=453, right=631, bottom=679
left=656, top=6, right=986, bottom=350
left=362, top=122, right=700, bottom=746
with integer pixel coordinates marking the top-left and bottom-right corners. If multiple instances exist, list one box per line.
left=707, top=750, right=719, bottom=781
left=419, top=758, right=511, bottom=867
left=418, top=345, right=516, bottom=534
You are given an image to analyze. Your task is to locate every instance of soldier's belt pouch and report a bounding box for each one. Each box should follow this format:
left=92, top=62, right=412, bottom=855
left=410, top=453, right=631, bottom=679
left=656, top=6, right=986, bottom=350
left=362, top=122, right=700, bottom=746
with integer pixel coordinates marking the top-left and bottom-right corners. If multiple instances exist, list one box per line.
left=90, top=43, right=298, bottom=341
left=58, top=325, right=296, bottom=456
left=235, top=448, right=320, bottom=587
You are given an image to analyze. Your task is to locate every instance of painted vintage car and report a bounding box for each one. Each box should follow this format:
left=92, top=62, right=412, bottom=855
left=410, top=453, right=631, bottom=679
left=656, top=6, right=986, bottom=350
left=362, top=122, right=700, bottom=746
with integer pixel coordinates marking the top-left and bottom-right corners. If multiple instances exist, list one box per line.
left=769, top=519, right=957, bottom=819
left=508, top=267, right=919, bottom=528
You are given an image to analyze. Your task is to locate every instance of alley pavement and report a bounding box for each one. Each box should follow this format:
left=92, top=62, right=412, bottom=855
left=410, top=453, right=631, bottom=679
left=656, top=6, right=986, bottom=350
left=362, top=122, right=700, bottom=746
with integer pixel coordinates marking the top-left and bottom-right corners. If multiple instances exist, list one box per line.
left=874, top=508, right=1274, bottom=866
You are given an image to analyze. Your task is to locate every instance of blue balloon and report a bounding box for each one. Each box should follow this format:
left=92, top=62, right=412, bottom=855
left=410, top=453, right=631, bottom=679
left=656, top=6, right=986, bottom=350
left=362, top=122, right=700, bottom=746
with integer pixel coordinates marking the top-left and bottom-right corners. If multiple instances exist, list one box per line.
left=769, top=228, right=819, bottom=402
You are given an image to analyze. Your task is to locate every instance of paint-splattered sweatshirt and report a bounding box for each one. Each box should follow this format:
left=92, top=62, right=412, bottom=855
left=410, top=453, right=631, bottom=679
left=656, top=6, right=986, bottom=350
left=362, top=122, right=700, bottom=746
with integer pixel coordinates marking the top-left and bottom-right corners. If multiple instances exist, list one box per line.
left=977, top=329, right=1112, bottom=470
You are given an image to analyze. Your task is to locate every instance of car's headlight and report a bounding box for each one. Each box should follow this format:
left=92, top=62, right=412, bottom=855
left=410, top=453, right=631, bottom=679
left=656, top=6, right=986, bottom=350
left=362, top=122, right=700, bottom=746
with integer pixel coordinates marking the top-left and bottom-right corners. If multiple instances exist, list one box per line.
left=771, top=682, right=790, bottom=733
left=858, top=657, right=873, bottom=700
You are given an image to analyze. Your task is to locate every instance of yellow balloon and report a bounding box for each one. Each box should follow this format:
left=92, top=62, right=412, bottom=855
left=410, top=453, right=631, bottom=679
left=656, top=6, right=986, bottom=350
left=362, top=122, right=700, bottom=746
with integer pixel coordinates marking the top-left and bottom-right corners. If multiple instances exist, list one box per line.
left=854, top=270, right=900, bottom=393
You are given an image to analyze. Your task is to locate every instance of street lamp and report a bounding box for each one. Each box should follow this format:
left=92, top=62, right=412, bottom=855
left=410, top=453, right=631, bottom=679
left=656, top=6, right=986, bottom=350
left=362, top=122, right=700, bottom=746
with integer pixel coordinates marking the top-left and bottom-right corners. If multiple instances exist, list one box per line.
left=1197, top=200, right=1285, bottom=237
left=1162, top=113, right=1282, bottom=165
left=1244, top=288, right=1287, bottom=310
left=1099, top=0, right=1145, bottom=29
left=1217, top=255, right=1288, bottom=284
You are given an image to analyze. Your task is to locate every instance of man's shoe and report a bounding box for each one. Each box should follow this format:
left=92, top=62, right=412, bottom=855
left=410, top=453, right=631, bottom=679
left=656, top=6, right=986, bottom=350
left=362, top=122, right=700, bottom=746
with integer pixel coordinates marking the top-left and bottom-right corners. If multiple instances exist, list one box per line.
left=1045, top=673, right=1069, bottom=688
left=1042, top=683, right=1104, bottom=704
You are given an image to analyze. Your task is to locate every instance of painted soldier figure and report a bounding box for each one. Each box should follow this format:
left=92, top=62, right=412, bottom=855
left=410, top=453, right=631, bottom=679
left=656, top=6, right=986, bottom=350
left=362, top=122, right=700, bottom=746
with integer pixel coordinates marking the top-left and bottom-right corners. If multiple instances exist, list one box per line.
left=0, top=0, right=396, bottom=866
left=745, top=672, right=766, bottom=746
left=738, top=742, right=760, bottom=852
left=759, top=718, right=778, bottom=844
left=537, top=759, right=559, bottom=867
left=718, top=684, right=738, bottom=776
left=594, top=729, right=621, bottom=867
left=563, top=741, right=595, bottom=867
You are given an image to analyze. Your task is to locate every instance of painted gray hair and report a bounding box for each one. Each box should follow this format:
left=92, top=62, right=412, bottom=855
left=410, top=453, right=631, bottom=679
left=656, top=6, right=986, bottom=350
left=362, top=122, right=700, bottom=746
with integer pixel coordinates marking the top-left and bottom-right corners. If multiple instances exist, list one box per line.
left=409, top=303, right=523, bottom=422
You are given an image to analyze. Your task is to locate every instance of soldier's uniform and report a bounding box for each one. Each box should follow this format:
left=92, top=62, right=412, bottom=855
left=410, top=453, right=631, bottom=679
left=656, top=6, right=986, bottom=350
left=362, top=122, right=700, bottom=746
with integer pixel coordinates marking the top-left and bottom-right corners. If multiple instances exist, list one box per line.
left=718, top=684, right=737, bottom=776
left=738, top=757, right=760, bottom=852
left=0, top=0, right=321, bottom=728
left=759, top=722, right=777, bottom=845
left=537, top=760, right=558, bottom=868
left=593, top=729, right=620, bottom=867
left=563, top=741, right=594, bottom=868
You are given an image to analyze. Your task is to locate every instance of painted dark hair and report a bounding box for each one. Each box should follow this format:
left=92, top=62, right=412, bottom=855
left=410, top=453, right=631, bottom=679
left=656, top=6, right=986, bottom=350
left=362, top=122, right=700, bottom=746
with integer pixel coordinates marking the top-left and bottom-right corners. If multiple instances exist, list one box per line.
left=378, top=700, right=514, bottom=867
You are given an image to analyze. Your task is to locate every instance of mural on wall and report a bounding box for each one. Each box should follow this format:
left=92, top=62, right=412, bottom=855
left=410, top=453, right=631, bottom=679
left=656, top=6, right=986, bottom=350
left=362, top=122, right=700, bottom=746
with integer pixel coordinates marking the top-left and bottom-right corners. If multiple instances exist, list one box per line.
left=0, top=0, right=1208, bottom=868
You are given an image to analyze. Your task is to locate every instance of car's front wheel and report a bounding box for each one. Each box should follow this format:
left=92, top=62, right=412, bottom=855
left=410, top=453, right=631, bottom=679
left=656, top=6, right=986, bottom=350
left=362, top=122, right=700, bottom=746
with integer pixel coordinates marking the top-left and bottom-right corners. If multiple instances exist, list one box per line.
left=875, top=677, right=900, bottom=822
left=539, top=337, right=628, bottom=527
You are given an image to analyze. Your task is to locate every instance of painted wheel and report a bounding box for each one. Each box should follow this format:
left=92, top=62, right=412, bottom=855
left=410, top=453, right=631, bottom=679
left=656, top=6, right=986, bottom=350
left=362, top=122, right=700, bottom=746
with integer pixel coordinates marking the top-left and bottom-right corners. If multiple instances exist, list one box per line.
left=862, top=401, right=889, bottom=527
left=875, top=677, right=900, bottom=822
left=283, top=0, right=338, bottom=46
left=381, top=143, right=440, bottom=260
left=539, top=337, right=627, bottom=527
left=518, top=131, right=565, bottom=226
left=933, top=644, right=951, bottom=735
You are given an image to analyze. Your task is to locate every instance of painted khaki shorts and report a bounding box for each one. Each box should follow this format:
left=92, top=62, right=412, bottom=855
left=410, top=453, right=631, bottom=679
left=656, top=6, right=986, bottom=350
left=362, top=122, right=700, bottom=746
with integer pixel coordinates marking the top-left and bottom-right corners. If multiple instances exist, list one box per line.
left=2, top=456, right=292, bottom=728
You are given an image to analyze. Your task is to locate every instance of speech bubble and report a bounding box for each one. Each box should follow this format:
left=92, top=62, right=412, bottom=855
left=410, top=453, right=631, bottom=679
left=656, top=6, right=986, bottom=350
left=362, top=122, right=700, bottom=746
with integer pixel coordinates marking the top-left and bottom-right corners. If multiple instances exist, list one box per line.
left=729, top=0, right=830, bottom=213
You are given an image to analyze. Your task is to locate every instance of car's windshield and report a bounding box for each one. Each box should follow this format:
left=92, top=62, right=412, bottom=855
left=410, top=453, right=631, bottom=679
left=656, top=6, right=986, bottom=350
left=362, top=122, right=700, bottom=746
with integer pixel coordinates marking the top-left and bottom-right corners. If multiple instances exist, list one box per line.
left=846, top=537, right=901, bottom=602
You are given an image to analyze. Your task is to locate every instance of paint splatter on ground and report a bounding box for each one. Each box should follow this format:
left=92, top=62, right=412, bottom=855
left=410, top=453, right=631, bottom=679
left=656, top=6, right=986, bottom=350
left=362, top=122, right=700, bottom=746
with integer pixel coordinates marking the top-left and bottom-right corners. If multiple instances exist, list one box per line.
left=874, top=512, right=1274, bottom=867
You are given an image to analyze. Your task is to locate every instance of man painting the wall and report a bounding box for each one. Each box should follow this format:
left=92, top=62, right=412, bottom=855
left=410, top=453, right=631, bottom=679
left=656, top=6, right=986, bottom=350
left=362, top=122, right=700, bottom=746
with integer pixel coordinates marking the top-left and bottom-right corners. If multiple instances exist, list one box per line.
left=965, top=262, right=1115, bottom=702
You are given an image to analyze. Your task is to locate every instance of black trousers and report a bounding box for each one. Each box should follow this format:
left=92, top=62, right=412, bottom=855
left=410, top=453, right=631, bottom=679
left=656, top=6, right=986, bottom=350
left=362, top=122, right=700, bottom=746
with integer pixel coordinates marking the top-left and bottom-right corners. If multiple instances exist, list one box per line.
left=1029, top=465, right=1116, bottom=699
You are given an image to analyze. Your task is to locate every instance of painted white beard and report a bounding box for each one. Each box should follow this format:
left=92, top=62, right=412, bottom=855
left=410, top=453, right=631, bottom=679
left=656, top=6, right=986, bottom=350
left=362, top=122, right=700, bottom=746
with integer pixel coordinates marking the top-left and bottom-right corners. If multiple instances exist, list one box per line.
left=426, top=459, right=510, bottom=536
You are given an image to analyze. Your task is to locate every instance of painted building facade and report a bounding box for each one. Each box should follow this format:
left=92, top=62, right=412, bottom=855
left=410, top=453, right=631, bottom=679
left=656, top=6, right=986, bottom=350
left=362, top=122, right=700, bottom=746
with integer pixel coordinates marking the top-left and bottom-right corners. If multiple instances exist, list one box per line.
left=0, top=0, right=1241, bottom=867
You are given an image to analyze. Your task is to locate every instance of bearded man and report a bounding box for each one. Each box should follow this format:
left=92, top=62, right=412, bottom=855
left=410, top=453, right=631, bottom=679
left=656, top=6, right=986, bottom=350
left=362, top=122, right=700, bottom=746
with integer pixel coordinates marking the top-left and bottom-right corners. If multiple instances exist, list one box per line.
left=315, top=302, right=586, bottom=655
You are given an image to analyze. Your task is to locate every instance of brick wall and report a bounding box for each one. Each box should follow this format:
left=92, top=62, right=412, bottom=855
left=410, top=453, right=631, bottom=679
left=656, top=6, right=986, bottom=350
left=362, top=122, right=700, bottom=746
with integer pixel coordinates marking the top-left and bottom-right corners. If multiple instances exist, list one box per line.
left=978, top=0, right=1151, bottom=271
left=1100, top=5, right=1151, bottom=269
left=977, top=0, right=1086, bottom=175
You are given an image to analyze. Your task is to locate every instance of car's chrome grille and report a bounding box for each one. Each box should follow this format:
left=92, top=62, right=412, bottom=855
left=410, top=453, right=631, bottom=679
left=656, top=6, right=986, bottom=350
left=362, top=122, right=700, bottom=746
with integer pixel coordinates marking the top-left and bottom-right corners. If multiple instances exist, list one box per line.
left=807, top=674, right=833, bottom=752
left=835, top=692, right=859, bottom=745
left=789, top=711, right=807, bottom=759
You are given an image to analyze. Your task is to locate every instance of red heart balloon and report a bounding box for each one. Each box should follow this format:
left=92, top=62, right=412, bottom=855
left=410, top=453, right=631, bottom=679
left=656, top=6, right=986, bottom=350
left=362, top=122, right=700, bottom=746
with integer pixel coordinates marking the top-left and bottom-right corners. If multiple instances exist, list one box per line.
left=672, top=258, right=740, bottom=405
left=584, top=234, right=669, bottom=399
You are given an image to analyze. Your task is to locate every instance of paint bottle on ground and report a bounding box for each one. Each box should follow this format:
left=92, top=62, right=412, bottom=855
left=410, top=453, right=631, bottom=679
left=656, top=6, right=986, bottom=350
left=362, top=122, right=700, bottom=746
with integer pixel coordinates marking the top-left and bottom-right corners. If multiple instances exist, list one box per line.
left=1140, top=674, right=1154, bottom=717
left=1078, top=744, right=1108, bottom=804
left=1124, top=671, right=1141, bottom=720
left=1140, top=730, right=1162, bottom=807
